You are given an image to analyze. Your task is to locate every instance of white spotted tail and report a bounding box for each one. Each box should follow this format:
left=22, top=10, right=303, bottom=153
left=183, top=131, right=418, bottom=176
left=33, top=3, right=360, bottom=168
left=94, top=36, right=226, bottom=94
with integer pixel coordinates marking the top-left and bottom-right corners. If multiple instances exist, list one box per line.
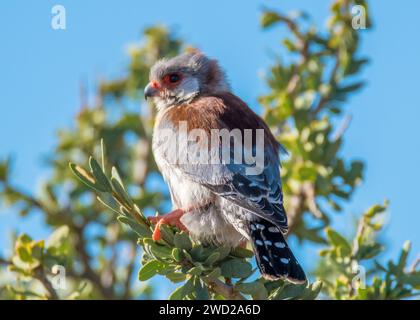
left=249, top=218, right=306, bottom=284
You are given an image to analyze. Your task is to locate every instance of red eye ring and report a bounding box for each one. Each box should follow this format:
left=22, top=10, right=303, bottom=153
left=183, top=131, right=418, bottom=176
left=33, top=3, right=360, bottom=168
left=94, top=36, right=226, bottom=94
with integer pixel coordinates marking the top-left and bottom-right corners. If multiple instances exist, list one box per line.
left=163, top=73, right=182, bottom=85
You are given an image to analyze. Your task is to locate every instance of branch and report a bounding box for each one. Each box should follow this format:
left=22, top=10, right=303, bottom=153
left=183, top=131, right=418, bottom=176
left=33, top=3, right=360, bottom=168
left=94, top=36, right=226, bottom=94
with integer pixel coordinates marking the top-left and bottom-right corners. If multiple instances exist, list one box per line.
left=73, top=225, right=116, bottom=299
left=2, top=256, right=60, bottom=300
left=312, top=52, right=340, bottom=116
left=203, top=277, right=246, bottom=300
left=33, top=268, right=59, bottom=300
left=277, top=13, right=310, bottom=97
left=332, top=115, right=352, bottom=141
left=410, top=255, right=420, bottom=273
left=286, top=188, right=305, bottom=235
left=274, top=13, right=308, bottom=57
left=0, top=257, right=9, bottom=266
left=2, top=250, right=61, bottom=300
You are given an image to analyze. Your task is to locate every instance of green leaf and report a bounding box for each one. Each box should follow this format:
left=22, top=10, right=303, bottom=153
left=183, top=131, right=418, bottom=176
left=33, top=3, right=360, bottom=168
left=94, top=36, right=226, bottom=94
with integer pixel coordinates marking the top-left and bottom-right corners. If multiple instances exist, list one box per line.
left=236, top=281, right=268, bottom=300
left=89, top=156, right=112, bottom=192
left=365, top=202, right=387, bottom=218
left=166, top=272, right=187, bottom=283
left=17, top=247, right=32, bottom=263
left=46, top=226, right=70, bottom=257
left=214, top=246, right=231, bottom=261
left=399, top=274, right=420, bottom=288
left=204, top=267, right=221, bottom=280
left=138, top=260, right=162, bottom=281
left=396, top=241, right=411, bottom=274
left=182, top=249, right=193, bottom=262
left=261, top=11, right=281, bottom=28
left=194, top=277, right=210, bottom=300
left=169, top=277, right=195, bottom=300
left=13, top=236, right=45, bottom=271
left=16, top=234, right=32, bottom=244
left=30, top=241, right=44, bottom=262
left=326, top=227, right=352, bottom=256
left=111, top=166, right=124, bottom=187
left=46, top=226, right=69, bottom=249
left=357, top=243, right=383, bottom=260
left=117, top=215, right=152, bottom=238
left=191, top=245, right=209, bottom=262
left=270, top=283, right=306, bottom=300
left=172, top=248, right=184, bottom=262
left=230, top=247, right=254, bottom=258
left=69, top=163, right=106, bottom=192
left=220, top=259, right=252, bottom=279
left=100, top=138, right=106, bottom=170
left=160, top=224, right=175, bottom=245
left=204, top=252, right=220, bottom=266
left=174, top=232, right=192, bottom=251
left=187, top=266, right=203, bottom=276
left=110, top=177, right=134, bottom=209
left=301, top=281, right=323, bottom=300
left=143, top=239, right=173, bottom=259
left=96, top=196, right=121, bottom=215
left=168, top=286, right=184, bottom=300
left=0, top=157, right=10, bottom=182
left=67, top=282, right=88, bottom=300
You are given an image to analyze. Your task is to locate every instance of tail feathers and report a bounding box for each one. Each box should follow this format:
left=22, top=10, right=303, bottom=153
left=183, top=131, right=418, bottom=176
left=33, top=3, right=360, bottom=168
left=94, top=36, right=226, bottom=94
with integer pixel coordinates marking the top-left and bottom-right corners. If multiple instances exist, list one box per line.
left=249, top=219, right=306, bottom=284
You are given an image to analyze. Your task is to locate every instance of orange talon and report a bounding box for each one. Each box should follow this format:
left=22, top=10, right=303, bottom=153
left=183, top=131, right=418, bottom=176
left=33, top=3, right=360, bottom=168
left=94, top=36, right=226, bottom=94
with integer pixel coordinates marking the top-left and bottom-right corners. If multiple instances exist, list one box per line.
left=152, top=220, right=163, bottom=241
left=148, top=209, right=187, bottom=241
left=239, top=240, right=248, bottom=248
left=148, top=215, right=162, bottom=224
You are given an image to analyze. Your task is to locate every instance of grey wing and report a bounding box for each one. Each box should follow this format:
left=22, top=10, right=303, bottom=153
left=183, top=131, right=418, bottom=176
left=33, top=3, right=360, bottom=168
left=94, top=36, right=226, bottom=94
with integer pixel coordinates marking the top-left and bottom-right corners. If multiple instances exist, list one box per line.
left=176, top=145, right=289, bottom=232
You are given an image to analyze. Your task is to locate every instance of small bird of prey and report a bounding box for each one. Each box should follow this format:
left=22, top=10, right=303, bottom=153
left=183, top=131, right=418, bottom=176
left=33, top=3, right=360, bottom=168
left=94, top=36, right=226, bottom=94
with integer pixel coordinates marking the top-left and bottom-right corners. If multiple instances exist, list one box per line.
left=144, top=51, right=306, bottom=283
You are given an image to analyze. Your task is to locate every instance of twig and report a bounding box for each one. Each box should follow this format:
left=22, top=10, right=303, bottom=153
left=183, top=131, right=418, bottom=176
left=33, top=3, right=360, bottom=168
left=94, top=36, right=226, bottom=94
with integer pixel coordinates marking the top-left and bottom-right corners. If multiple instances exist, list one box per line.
left=332, top=115, right=352, bottom=141
left=286, top=188, right=306, bottom=235
left=273, top=13, right=308, bottom=57
left=410, top=255, right=420, bottom=273
left=302, top=182, right=323, bottom=219
left=73, top=225, right=116, bottom=299
left=34, top=268, right=59, bottom=300
left=312, top=52, right=340, bottom=116
left=1, top=257, right=59, bottom=300
left=351, top=217, right=366, bottom=258
left=278, top=13, right=310, bottom=97
left=203, top=277, right=246, bottom=300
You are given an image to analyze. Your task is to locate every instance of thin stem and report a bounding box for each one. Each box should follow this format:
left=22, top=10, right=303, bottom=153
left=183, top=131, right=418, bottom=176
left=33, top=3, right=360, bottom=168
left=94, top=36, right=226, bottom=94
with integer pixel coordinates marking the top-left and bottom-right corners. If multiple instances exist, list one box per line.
left=203, top=277, right=246, bottom=300
left=312, top=52, right=340, bottom=116
left=33, top=268, right=59, bottom=300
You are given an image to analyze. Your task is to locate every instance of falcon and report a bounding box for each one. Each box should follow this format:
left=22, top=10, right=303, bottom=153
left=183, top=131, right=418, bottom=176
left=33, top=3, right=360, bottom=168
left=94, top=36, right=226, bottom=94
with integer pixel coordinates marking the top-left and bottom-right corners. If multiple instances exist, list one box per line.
left=144, top=51, right=306, bottom=283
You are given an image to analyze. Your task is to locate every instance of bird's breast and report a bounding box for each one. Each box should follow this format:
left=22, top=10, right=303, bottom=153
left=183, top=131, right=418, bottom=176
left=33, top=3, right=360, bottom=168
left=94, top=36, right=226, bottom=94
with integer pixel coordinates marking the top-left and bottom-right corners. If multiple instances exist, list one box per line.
left=152, top=114, right=213, bottom=208
left=152, top=110, right=244, bottom=246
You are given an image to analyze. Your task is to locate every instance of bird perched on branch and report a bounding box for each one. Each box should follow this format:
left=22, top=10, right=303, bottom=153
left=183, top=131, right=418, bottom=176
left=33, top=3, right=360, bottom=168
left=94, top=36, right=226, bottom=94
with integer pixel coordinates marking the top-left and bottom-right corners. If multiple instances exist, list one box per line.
left=144, top=51, right=306, bottom=283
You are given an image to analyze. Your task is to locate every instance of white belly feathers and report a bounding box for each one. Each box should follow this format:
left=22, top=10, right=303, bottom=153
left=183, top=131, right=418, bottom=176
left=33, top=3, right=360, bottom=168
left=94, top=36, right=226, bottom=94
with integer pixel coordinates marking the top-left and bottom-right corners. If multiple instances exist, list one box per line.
left=152, top=113, right=245, bottom=246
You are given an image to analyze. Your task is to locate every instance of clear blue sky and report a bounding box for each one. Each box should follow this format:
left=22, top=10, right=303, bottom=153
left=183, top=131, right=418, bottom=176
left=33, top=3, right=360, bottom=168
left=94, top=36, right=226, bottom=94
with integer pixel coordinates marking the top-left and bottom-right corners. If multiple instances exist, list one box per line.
left=1, top=0, right=419, bottom=297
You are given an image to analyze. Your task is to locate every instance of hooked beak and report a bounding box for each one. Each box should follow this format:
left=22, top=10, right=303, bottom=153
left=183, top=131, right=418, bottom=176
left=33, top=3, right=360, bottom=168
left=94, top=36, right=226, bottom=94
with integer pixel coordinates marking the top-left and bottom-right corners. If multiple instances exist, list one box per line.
left=144, top=81, right=160, bottom=99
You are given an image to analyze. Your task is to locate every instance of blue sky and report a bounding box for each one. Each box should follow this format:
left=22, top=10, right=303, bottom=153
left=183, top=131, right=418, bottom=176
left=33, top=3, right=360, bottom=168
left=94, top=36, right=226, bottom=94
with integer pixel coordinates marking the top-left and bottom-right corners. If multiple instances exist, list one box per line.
left=1, top=0, right=419, bottom=297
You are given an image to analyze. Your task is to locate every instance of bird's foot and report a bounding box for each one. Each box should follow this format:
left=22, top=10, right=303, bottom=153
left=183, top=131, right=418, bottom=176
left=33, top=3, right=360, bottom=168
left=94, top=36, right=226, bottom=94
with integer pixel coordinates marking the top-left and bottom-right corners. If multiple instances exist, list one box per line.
left=148, top=208, right=187, bottom=241
left=239, top=240, right=248, bottom=248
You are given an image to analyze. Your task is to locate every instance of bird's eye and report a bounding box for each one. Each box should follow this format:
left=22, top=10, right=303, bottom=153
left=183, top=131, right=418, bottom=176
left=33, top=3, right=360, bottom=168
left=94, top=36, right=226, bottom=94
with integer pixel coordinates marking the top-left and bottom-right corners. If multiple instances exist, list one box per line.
left=163, top=73, right=181, bottom=85
left=169, top=73, right=180, bottom=83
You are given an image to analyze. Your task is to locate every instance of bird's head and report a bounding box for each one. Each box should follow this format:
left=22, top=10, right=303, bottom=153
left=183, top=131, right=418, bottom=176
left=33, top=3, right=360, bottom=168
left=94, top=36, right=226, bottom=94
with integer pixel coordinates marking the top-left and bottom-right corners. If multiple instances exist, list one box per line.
left=144, top=51, right=229, bottom=110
